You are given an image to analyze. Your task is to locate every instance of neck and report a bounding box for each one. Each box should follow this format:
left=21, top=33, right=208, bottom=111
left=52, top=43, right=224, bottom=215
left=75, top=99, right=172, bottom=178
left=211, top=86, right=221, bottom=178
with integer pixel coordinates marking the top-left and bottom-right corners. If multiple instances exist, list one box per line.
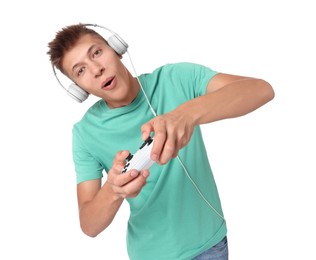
left=106, top=74, right=140, bottom=109
left=122, top=76, right=141, bottom=106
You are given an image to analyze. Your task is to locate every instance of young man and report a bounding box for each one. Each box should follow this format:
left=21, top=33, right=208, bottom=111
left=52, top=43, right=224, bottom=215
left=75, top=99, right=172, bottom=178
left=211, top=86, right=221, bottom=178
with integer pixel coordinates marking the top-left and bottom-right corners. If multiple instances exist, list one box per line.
left=48, top=24, right=274, bottom=260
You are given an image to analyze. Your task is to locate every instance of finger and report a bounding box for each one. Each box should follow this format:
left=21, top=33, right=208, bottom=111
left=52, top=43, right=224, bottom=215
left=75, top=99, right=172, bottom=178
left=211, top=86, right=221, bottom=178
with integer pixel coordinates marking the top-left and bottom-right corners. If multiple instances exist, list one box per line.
left=158, top=137, right=176, bottom=165
left=172, top=148, right=180, bottom=158
left=122, top=170, right=150, bottom=197
left=112, top=150, right=130, bottom=172
left=110, top=169, right=140, bottom=187
left=141, top=120, right=154, bottom=141
left=140, top=169, right=150, bottom=178
left=150, top=122, right=167, bottom=162
left=171, top=138, right=183, bottom=159
left=113, top=150, right=130, bottom=165
left=117, top=169, right=150, bottom=191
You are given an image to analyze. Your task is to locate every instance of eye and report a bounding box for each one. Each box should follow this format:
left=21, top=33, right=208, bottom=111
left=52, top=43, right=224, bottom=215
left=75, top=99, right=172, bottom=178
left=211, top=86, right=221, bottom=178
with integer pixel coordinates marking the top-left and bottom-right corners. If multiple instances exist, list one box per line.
left=93, top=49, right=102, bottom=58
left=77, top=67, right=86, bottom=77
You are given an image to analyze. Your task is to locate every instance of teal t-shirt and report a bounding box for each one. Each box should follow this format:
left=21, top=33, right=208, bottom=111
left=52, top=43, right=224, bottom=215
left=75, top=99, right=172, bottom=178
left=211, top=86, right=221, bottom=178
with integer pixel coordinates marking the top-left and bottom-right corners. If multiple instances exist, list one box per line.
left=72, top=62, right=227, bottom=260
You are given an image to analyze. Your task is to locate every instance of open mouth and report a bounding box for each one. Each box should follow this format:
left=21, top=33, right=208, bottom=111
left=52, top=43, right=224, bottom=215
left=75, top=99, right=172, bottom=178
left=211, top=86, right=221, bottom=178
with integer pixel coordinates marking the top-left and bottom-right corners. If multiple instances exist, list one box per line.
left=102, top=76, right=115, bottom=89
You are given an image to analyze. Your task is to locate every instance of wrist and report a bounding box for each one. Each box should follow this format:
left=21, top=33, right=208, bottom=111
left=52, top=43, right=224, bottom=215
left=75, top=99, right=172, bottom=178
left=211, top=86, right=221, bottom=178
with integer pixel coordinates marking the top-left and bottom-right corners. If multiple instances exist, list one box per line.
left=102, top=181, right=124, bottom=202
left=176, top=100, right=201, bottom=126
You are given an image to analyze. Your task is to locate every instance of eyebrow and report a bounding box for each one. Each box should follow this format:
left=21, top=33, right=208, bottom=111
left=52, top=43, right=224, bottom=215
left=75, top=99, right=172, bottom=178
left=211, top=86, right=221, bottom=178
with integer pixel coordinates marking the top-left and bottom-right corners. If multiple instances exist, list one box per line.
left=71, top=44, right=97, bottom=74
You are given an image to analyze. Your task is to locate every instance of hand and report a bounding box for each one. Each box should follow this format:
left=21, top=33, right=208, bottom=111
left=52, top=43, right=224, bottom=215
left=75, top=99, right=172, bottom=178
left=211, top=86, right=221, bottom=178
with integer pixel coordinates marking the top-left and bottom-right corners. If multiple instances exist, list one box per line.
left=141, top=109, right=194, bottom=165
left=106, top=150, right=150, bottom=199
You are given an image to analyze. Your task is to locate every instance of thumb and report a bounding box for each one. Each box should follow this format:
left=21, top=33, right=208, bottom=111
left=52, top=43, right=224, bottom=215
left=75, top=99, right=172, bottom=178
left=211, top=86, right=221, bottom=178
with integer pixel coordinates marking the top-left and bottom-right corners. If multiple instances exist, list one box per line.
left=112, top=150, right=130, bottom=172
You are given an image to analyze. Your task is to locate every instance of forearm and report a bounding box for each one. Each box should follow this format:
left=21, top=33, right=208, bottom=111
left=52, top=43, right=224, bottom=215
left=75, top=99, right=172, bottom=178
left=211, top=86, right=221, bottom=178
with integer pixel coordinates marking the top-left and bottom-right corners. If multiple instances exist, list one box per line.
left=178, top=78, right=274, bottom=126
left=79, top=182, right=124, bottom=237
left=141, top=76, right=274, bottom=164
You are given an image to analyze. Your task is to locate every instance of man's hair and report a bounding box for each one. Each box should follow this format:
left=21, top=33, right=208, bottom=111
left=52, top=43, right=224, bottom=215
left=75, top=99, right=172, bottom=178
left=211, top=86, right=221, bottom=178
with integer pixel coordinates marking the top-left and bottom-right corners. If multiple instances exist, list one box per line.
left=47, top=24, right=105, bottom=72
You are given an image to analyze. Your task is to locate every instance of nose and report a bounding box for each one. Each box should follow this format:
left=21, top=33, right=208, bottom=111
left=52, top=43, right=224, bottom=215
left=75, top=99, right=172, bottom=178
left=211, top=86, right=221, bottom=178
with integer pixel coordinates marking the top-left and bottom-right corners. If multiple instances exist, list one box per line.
left=90, top=62, right=105, bottom=78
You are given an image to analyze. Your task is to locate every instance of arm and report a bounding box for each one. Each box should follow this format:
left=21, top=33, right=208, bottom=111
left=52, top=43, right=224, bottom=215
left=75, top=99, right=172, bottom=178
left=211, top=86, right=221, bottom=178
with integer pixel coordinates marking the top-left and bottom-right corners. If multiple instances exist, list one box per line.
left=179, top=73, right=274, bottom=126
left=141, top=73, right=275, bottom=164
left=77, top=150, right=150, bottom=237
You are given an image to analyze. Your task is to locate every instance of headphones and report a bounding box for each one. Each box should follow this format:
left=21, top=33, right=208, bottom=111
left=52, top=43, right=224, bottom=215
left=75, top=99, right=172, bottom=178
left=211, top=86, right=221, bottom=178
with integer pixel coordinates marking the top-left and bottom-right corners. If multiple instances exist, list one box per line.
left=52, top=24, right=129, bottom=103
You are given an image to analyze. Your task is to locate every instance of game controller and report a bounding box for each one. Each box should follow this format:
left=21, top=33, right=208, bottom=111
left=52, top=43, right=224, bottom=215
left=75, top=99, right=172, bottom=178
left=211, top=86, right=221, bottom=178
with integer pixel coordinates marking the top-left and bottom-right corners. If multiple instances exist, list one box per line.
left=121, top=137, right=155, bottom=173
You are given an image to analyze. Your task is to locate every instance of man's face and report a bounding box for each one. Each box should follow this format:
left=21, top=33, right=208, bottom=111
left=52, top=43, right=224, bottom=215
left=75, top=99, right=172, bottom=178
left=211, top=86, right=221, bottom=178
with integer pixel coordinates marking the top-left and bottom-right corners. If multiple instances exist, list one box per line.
left=62, top=34, right=136, bottom=108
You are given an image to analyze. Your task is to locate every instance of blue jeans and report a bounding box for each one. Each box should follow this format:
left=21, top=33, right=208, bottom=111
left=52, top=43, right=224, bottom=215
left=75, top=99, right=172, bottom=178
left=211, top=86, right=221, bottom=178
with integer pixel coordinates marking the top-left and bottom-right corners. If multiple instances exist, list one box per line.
left=193, top=237, right=228, bottom=260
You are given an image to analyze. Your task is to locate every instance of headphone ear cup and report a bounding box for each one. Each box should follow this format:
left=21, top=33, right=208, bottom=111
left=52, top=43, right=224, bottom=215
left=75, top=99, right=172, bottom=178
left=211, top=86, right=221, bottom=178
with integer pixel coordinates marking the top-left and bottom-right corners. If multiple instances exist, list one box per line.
left=108, top=34, right=128, bottom=55
left=68, top=83, right=89, bottom=103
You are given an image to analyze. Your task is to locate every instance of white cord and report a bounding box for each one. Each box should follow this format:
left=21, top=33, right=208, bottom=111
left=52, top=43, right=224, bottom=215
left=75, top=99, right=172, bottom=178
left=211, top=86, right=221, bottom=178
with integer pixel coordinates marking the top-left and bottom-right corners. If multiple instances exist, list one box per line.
left=126, top=51, right=225, bottom=222
left=176, top=155, right=226, bottom=221
left=127, top=51, right=157, bottom=117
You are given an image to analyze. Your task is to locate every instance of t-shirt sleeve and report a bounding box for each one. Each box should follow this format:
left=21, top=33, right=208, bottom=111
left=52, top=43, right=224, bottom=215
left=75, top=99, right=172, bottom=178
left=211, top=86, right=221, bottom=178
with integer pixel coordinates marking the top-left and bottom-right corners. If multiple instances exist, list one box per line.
left=168, top=62, right=219, bottom=98
left=72, top=125, right=104, bottom=184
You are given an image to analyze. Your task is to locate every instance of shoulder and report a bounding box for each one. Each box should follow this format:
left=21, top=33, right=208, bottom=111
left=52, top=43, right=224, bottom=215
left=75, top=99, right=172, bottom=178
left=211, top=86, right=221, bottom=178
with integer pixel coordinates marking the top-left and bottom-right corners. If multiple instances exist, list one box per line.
left=142, top=62, right=215, bottom=79
left=73, top=100, right=104, bottom=131
left=155, top=62, right=217, bottom=76
left=154, top=62, right=207, bottom=71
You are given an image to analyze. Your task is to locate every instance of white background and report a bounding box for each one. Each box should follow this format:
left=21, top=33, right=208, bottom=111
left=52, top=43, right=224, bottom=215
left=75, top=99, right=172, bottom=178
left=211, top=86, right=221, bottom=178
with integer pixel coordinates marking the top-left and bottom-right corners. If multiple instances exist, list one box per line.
left=1, top=0, right=315, bottom=259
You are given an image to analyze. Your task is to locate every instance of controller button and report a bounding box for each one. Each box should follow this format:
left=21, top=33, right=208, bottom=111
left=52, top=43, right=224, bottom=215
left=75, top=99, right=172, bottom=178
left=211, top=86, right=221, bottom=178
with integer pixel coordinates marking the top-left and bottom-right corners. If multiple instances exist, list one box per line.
left=126, top=153, right=133, bottom=161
